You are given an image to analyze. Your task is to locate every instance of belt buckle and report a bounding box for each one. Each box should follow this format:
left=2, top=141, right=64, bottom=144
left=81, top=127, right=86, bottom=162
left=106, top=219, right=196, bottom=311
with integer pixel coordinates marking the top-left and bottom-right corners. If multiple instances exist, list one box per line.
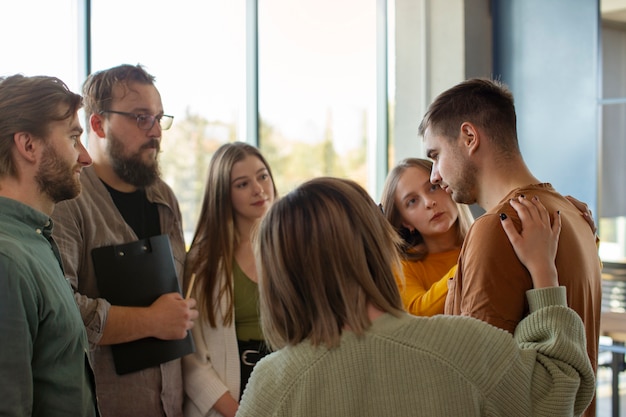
left=242, top=349, right=259, bottom=366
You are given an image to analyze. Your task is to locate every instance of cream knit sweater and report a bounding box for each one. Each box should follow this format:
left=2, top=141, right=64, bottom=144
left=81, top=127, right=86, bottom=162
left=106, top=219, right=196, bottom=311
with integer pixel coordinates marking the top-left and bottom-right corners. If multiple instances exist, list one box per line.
left=237, top=287, right=594, bottom=417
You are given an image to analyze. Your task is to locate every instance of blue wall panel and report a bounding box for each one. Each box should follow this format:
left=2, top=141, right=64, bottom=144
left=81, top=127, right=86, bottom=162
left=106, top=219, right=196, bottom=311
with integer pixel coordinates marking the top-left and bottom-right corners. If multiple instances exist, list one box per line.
left=492, top=0, right=599, bottom=214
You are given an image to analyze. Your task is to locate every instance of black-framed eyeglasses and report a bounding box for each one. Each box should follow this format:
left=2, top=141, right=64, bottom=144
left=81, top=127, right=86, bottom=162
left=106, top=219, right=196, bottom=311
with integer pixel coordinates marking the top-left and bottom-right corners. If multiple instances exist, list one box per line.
left=100, top=110, right=174, bottom=131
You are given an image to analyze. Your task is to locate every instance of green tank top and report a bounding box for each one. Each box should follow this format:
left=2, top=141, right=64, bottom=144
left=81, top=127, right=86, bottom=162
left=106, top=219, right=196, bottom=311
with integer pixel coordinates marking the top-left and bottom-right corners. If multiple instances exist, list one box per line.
left=233, top=261, right=264, bottom=341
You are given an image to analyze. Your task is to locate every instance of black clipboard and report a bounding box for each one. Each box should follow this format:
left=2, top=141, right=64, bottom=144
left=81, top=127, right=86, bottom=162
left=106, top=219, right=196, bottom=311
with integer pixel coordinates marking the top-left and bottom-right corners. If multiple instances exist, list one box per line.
left=91, top=234, right=194, bottom=375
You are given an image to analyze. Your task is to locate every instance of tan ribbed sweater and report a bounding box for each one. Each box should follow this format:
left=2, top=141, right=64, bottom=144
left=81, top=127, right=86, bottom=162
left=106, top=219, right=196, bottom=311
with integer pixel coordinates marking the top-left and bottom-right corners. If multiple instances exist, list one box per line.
left=237, top=287, right=594, bottom=417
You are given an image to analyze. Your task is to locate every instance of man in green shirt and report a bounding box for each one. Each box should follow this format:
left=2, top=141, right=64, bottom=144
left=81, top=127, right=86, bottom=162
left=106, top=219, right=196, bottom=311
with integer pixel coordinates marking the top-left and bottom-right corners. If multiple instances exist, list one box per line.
left=0, top=74, right=97, bottom=417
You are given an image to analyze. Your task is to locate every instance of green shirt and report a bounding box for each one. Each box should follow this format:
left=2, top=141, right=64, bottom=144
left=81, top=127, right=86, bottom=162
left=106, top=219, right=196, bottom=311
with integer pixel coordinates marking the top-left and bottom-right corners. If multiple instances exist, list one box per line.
left=233, top=261, right=263, bottom=341
left=0, top=197, right=97, bottom=417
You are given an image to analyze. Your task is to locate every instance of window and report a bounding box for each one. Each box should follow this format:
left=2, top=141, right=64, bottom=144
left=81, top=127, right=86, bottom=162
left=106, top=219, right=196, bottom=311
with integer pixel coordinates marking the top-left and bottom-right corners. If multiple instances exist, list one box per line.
left=257, top=0, right=379, bottom=193
left=91, top=0, right=246, bottom=242
left=3, top=0, right=392, bottom=241
left=1, top=0, right=81, bottom=91
left=600, top=7, right=626, bottom=262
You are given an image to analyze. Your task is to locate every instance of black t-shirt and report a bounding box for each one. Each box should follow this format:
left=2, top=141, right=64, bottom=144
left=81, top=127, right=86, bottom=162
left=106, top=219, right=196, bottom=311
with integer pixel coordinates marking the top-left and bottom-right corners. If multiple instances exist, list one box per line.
left=103, top=182, right=161, bottom=239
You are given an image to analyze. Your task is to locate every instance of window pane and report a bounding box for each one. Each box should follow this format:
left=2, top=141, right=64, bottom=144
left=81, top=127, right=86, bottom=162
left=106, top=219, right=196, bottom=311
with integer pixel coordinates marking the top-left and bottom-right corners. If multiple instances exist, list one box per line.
left=258, top=0, right=377, bottom=193
left=2, top=0, right=81, bottom=91
left=91, top=0, right=246, bottom=243
left=599, top=102, right=626, bottom=262
left=600, top=20, right=626, bottom=262
left=387, top=0, right=396, bottom=179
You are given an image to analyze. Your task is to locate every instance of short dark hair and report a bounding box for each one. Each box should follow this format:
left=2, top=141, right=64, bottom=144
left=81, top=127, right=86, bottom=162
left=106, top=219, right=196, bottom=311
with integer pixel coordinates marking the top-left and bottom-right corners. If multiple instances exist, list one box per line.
left=418, top=78, right=520, bottom=154
left=82, top=64, right=156, bottom=117
left=0, top=74, right=82, bottom=178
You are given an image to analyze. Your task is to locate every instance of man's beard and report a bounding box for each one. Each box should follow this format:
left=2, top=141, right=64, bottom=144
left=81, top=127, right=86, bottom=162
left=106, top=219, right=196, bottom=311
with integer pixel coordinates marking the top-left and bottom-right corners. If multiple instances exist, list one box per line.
left=35, top=144, right=81, bottom=203
left=108, top=133, right=160, bottom=187
left=448, top=158, right=479, bottom=206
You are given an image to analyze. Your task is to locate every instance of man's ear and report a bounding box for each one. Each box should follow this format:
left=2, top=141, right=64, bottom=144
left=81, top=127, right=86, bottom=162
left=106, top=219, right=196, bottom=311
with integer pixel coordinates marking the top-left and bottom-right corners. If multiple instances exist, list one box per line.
left=460, top=122, right=480, bottom=156
left=13, top=132, right=38, bottom=164
left=90, top=113, right=106, bottom=138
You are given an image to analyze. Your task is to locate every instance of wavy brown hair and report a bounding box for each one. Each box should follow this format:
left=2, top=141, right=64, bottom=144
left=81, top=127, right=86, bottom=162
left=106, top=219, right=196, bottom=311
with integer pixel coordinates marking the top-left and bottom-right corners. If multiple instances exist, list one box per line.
left=82, top=64, right=155, bottom=123
left=0, top=75, right=82, bottom=178
left=256, top=177, right=404, bottom=349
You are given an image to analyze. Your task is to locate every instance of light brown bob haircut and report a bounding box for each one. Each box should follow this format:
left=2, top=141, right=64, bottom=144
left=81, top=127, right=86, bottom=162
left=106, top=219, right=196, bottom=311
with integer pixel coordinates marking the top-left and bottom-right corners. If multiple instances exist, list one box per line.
left=255, top=177, right=405, bottom=350
left=418, top=78, right=520, bottom=155
left=380, top=158, right=473, bottom=261
left=0, top=74, right=82, bottom=179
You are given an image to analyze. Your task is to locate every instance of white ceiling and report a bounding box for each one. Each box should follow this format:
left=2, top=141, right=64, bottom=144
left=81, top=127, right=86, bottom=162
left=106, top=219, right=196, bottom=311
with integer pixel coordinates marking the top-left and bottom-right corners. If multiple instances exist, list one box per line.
left=602, top=0, right=626, bottom=23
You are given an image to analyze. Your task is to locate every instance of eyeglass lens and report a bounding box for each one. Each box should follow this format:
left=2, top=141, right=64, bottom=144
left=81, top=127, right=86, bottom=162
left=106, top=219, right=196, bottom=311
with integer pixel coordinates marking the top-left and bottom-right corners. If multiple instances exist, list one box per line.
left=137, top=114, right=174, bottom=131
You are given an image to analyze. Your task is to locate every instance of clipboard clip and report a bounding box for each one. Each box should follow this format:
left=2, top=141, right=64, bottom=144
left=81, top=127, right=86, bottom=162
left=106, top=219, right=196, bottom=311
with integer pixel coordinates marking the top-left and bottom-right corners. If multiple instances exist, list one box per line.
left=114, top=242, right=152, bottom=258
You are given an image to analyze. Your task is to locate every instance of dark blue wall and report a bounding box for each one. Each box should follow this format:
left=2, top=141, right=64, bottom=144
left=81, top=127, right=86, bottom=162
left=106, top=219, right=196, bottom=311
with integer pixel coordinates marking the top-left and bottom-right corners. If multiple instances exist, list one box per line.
left=492, top=0, right=600, bottom=214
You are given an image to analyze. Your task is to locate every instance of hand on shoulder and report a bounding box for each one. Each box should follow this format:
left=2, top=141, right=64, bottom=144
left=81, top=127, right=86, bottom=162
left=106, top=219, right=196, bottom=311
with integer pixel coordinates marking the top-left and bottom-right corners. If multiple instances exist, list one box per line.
left=500, top=195, right=561, bottom=289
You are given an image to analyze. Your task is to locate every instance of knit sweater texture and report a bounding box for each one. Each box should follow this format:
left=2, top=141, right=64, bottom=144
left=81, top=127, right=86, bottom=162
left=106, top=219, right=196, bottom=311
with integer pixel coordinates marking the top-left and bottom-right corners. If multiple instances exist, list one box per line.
left=237, top=287, right=594, bottom=417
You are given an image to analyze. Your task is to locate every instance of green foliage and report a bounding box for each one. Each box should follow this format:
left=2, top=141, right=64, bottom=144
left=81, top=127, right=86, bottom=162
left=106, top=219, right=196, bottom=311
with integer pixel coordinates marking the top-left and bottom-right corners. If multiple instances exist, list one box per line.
left=160, top=109, right=369, bottom=241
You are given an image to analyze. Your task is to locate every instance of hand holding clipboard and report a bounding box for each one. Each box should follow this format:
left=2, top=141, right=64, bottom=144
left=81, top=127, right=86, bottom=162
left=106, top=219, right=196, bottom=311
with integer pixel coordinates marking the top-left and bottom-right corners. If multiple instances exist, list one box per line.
left=91, top=234, right=195, bottom=375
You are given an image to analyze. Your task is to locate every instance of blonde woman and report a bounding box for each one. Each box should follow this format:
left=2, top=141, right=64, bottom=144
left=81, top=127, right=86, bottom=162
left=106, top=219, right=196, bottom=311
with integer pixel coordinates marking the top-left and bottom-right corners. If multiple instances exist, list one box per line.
left=380, top=158, right=473, bottom=316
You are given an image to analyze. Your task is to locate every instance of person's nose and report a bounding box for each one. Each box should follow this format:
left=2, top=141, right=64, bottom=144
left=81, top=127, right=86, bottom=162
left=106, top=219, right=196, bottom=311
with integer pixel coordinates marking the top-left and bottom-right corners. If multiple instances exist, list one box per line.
left=252, top=180, right=263, bottom=195
left=430, top=164, right=442, bottom=184
left=77, top=140, right=93, bottom=167
left=425, top=198, right=437, bottom=209
left=147, top=118, right=162, bottom=138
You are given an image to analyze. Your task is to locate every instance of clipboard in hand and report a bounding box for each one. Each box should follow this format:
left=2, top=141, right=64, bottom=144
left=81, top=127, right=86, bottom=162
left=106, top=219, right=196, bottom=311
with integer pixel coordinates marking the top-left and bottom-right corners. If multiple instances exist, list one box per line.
left=91, top=234, right=194, bottom=375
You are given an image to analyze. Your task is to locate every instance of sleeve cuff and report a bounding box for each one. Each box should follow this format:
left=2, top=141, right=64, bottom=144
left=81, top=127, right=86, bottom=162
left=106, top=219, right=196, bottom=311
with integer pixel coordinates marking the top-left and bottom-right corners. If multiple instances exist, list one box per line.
left=526, top=286, right=567, bottom=312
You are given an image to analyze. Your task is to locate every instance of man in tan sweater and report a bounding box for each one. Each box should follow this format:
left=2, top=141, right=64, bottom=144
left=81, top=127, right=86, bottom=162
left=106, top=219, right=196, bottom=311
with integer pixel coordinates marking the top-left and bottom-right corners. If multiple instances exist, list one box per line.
left=420, top=78, right=602, bottom=417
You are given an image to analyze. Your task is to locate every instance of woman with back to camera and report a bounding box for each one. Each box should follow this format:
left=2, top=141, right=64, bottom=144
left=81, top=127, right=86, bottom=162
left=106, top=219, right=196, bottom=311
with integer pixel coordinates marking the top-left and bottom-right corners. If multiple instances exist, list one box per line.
left=380, top=158, right=473, bottom=316
left=381, top=157, right=597, bottom=317
left=183, top=142, right=277, bottom=417
left=236, top=176, right=595, bottom=417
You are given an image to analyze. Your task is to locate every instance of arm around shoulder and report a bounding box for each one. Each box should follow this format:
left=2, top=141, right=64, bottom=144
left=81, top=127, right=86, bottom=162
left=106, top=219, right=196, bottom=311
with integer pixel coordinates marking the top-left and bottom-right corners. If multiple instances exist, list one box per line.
left=505, top=286, right=595, bottom=416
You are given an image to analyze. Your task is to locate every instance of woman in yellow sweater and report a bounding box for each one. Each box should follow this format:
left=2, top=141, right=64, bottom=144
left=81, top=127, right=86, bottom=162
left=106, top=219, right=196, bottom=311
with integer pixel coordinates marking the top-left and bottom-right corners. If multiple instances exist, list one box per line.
left=380, top=158, right=473, bottom=316
left=381, top=158, right=597, bottom=317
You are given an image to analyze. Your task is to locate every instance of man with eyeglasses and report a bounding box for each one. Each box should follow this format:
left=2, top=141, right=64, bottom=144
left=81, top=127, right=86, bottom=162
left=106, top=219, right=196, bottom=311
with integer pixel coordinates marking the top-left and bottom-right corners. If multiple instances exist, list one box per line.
left=51, top=64, right=198, bottom=417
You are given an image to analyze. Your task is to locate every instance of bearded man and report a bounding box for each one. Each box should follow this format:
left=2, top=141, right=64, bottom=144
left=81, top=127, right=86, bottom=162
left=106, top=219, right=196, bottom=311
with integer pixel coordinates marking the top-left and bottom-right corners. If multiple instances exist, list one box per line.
left=420, top=78, right=601, bottom=417
left=51, top=64, right=198, bottom=417
left=0, top=74, right=97, bottom=416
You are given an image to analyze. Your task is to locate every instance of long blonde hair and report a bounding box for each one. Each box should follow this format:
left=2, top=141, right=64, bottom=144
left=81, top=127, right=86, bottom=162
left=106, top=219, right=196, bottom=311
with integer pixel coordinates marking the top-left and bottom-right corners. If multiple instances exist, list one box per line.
left=256, top=177, right=404, bottom=349
left=380, top=158, right=473, bottom=261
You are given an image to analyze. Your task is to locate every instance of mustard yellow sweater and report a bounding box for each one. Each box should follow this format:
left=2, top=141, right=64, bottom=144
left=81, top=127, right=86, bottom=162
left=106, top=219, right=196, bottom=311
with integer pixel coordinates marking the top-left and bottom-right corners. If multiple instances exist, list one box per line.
left=398, top=248, right=460, bottom=316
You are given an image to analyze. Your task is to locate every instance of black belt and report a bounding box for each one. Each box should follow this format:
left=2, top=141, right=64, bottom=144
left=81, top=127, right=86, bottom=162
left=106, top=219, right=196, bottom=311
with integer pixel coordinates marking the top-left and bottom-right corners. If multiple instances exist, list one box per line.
left=238, top=339, right=270, bottom=367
